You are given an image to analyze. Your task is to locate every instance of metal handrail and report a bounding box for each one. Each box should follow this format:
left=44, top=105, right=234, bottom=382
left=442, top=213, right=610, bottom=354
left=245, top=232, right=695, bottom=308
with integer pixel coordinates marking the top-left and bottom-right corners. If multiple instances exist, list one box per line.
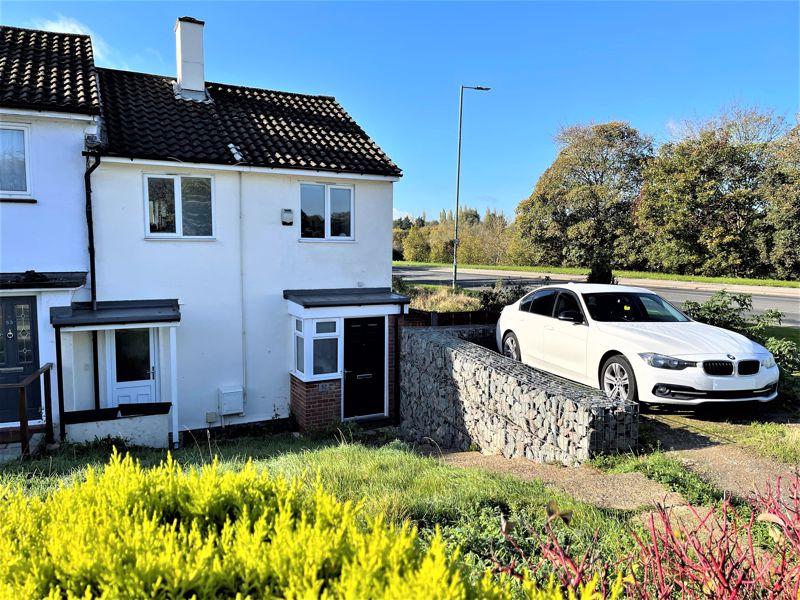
left=0, top=362, right=54, bottom=456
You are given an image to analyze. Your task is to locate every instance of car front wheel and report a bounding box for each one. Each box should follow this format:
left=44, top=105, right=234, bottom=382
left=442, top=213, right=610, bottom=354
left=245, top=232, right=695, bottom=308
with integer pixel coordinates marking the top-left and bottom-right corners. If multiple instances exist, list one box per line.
left=502, top=332, right=521, bottom=361
left=601, top=355, right=637, bottom=403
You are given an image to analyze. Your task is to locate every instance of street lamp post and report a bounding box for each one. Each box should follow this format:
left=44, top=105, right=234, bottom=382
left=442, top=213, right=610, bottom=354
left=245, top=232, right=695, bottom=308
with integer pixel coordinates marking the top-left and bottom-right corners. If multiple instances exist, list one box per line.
left=453, top=84, right=491, bottom=290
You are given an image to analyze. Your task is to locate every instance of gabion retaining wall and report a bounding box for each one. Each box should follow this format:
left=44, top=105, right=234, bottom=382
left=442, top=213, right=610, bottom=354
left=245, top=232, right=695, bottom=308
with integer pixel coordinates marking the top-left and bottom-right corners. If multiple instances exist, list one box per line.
left=400, top=326, right=638, bottom=465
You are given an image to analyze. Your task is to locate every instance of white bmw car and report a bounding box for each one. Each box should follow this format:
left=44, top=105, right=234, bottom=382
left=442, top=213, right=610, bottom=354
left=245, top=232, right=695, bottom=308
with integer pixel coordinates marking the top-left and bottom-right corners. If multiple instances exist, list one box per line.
left=496, top=283, right=780, bottom=405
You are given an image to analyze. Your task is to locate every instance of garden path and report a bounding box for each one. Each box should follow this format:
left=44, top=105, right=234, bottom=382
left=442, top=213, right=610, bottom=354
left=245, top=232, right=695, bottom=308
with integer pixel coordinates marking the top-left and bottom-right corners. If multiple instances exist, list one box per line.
left=647, top=414, right=797, bottom=501
left=434, top=451, right=684, bottom=511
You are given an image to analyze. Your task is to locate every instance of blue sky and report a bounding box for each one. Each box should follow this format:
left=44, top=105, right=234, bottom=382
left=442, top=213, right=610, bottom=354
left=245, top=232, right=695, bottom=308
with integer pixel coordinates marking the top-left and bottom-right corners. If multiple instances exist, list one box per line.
left=3, top=1, right=797, bottom=219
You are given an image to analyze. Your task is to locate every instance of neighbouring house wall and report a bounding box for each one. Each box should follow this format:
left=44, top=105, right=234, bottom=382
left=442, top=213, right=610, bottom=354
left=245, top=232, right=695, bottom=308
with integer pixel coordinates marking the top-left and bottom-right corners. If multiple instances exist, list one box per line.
left=400, top=326, right=638, bottom=465
left=0, top=288, right=81, bottom=432
left=91, top=162, right=393, bottom=432
left=0, top=113, right=93, bottom=434
left=0, top=114, right=93, bottom=274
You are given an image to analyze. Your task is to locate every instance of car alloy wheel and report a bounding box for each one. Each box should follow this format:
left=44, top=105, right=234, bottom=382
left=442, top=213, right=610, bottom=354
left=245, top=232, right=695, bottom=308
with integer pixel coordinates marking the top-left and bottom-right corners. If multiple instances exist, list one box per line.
left=502, top=333, right=520, bottom=361
left=603, top=362, right=631, bottom=401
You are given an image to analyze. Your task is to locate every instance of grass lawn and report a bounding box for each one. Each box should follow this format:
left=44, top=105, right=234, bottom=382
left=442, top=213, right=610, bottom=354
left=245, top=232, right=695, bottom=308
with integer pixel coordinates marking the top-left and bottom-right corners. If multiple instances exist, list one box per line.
left=0, top=434, right=637, bottom=582
left=763, top=324, right=800, bottom=345
left=678, top=420, right=800, bottom=465
left=394, top=260, right=800, bottom=289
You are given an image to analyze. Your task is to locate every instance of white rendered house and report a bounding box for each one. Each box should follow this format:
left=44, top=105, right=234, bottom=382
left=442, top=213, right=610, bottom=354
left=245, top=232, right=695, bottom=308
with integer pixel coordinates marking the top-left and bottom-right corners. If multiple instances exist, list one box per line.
left=0, top=19, right=406, bottom=449
left=0, top=25, right=103, bottom=451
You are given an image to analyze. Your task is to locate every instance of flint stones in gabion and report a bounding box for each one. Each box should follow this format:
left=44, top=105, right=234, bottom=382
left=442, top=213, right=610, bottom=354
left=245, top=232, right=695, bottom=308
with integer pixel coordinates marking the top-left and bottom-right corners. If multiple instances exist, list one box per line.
left=400, top=326, right=638, bottom=465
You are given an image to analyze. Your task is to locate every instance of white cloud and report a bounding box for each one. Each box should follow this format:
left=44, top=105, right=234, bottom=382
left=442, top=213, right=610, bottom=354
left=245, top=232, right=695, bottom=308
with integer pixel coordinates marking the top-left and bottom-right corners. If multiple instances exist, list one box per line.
left=28, top=14, right=171, bottom=73
left=30, top=14, right=114, bottom=64
left=393, top=208, right=411, bottom=220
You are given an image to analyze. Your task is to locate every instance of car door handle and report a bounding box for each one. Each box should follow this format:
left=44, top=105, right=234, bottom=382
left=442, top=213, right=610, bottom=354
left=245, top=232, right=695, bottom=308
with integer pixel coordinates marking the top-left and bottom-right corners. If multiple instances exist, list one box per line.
left=544, top=325, right=554, bottom=331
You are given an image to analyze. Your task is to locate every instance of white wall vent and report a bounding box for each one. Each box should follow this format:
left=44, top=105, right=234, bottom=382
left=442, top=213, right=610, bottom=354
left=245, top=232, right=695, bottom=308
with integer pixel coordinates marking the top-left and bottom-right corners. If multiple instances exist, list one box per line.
left=218, top=386, right=244, bottom=416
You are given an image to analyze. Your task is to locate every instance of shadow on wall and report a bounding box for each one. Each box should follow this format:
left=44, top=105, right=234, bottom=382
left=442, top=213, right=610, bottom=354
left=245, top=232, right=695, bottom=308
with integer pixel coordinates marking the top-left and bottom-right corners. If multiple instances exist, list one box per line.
left=399, top=325, right=638, bottom=465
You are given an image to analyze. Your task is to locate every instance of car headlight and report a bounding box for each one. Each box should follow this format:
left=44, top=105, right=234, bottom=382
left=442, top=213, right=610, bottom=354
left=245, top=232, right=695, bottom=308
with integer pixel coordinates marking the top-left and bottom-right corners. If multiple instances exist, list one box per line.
left=761, top=354, right=776, bottom=369
left=638, top=353, right=697, bottom=370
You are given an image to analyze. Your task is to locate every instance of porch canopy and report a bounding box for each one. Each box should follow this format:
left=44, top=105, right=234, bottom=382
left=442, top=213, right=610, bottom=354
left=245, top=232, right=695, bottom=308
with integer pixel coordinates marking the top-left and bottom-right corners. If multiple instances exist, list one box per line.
left=50, top=299, right=180, bottom=328
left=283, top=287, right=410, bottom=309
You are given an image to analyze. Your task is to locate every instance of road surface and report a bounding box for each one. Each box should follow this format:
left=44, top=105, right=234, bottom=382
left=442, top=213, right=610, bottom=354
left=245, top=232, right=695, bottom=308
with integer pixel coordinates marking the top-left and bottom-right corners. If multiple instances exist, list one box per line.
left=394, top=265, right=800, bottom=328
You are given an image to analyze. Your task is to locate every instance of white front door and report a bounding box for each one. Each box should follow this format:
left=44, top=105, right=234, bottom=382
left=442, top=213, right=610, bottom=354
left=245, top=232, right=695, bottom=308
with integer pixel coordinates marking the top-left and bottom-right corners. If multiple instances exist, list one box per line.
left=112, top=328, right=156, bottom=405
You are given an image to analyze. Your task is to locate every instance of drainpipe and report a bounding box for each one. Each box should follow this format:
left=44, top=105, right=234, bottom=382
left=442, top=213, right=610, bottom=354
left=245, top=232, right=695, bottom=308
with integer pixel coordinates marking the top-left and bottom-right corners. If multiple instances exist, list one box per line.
left=238, top=171, right=248, bottom=414
left=84, top=154, right=102, bottom=411
left=84, top=154, right=102, bottom=309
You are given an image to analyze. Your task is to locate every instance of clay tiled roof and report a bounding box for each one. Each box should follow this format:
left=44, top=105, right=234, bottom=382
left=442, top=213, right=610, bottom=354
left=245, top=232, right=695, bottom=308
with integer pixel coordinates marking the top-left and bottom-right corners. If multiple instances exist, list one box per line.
left=0, top=25, right=100, bottom=115
left=97, top=68, right=402, bottom=177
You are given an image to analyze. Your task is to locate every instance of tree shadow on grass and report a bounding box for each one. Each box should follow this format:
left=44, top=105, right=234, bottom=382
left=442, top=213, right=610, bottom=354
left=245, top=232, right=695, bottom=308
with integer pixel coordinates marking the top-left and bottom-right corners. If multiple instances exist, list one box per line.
left=641, top=400, right=799, bottom=454
left=640, top=414, right=720, bottom=452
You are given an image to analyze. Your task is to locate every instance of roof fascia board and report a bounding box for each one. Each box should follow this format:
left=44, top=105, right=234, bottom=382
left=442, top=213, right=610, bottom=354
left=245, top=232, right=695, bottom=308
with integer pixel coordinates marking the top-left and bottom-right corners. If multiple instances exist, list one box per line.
left=0, top=286, right=85, bottom=294
left=60, top=321, right=181, bottom=333
left=100, top=156, right=401, bottom=181
left=0, top=108, right=96, bottom=122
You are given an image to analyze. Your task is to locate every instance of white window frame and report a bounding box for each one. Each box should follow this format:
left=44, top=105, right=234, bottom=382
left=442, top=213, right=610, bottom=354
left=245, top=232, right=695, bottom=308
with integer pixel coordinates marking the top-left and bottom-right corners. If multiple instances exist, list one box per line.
left=298, top=182, right=355, bottom=242
left=0, top=123, right=32, bottom=198
left=293, top=318, right=305, bottom=375
left=143, top=173, right=215, bottom=239
left=291, top=317, right=344, bottom=381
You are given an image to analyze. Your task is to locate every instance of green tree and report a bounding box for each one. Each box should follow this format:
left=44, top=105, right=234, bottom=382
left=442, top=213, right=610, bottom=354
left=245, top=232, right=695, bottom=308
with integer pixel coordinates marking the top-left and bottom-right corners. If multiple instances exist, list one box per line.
left=516, top=122, right=653, bottom=281
left=637, top=107, right=785, bottom=277
left=401, top=226, right=430, bottom=262
left=393, top=215, right=413, bottom=230
left=762, top=124, right=800, bottom=279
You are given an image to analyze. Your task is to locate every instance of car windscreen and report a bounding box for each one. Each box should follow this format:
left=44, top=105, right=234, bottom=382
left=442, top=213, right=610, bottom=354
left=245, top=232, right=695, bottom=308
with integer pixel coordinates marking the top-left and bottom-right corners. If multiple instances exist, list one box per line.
left=581, top=292, right=689, bottom=322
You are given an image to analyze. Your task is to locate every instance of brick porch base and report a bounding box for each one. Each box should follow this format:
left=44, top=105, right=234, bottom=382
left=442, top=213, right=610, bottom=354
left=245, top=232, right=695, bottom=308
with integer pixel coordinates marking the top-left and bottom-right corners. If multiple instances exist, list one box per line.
left=290, top=375, right=341, bottom=431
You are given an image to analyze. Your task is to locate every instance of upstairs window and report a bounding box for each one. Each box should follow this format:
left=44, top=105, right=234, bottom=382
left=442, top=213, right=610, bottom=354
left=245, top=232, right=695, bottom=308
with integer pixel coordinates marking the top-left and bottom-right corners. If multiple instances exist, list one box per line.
left=145, top=174, right=213, bottom=238
left=0, top=124, right=31, bottom=196
left=300, top=183, right=353, bottom=240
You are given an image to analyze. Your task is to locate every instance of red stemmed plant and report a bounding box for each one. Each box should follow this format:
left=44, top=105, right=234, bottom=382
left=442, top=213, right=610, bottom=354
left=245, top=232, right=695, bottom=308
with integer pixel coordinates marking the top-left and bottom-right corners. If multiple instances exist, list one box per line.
left=493, top=474, right=800, bottom=598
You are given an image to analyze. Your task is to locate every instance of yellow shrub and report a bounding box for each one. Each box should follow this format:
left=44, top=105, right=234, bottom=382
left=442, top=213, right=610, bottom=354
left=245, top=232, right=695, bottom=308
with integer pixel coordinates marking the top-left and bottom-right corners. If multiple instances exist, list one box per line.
left=410, top=288, right=482, bottom=313
left=0, top=452, right=616, bottom=599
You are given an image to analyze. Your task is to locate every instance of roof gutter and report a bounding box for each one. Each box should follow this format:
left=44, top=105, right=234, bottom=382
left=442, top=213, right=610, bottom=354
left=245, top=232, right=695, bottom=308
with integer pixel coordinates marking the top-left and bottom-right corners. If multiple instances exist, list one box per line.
left=99, top=156, right=402, bottom=181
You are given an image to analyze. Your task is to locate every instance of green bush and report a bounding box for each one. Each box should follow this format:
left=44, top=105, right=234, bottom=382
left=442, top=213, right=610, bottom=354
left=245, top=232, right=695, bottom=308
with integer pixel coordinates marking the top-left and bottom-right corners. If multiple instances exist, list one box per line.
left=478, top=280, right=533, bottom=313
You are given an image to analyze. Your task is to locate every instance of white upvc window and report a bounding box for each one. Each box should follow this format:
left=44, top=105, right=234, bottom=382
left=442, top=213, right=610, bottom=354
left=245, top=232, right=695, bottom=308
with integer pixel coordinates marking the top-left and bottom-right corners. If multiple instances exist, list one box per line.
left=292, top=317, right=342, bottom=380
left=0, top=123, right=32, bottom=197
left=299, top=182, right=354, bottom=241
left=144, top=173, right=214, bottom=238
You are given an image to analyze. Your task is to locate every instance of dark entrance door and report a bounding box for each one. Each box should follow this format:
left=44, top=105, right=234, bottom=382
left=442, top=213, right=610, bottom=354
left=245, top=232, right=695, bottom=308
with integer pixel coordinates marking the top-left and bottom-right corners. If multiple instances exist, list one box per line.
left=343, top=317, right=385, bottom=419
left=0, top=297, right=41, bottom=423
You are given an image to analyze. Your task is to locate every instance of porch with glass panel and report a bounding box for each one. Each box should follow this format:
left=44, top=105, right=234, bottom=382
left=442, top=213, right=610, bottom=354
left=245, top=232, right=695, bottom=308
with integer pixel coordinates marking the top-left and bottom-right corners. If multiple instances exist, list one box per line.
left=50, top=299, right=181, bottom=448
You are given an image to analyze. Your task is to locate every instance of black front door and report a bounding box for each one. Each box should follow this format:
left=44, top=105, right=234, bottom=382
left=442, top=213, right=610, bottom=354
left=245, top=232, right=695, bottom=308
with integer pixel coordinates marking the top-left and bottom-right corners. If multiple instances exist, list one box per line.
left=0, top=297, right=41, bottom=423
left=343, top=317, right=385, bottom=419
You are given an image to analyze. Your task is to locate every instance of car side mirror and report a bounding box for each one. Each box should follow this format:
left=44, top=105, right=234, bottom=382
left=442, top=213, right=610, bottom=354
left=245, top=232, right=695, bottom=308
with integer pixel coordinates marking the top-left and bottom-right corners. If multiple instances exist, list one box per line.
left=557, top=310, right=583, bottom=324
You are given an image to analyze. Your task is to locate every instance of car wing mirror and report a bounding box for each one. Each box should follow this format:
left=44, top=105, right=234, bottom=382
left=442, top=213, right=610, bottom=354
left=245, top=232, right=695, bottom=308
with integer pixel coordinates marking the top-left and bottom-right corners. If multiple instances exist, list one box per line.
left=557, top=310, right=583, bottom=324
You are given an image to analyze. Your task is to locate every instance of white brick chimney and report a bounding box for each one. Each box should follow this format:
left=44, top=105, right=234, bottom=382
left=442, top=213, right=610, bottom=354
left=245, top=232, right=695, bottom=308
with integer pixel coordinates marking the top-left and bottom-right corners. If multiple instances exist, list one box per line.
left=175, top=16, right=206, bottom=100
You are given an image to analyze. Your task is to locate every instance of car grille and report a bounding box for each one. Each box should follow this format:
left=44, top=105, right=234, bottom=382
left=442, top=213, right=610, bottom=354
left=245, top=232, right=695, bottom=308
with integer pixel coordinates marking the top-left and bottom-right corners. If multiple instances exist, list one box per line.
left=652, top=383, right=778, bottom=400
left=703, top=360, right=734, bottom=376
left=737, top=360, right=760, bottom=376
